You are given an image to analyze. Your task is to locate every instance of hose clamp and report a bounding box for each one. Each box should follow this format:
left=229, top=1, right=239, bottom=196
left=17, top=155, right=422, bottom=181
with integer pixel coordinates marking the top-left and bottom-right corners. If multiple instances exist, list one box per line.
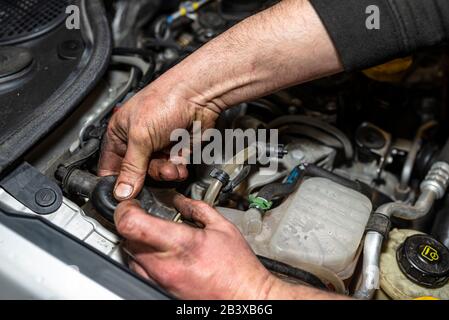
left=249, top=195, right=273, bottom=212
left=209, top=168, right=230, bottom=186
left=365, top=213, right=391, bottom=239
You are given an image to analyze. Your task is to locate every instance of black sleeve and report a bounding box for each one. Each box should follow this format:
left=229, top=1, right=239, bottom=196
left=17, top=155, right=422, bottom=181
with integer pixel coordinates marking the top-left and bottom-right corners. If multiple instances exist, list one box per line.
left=309, top=0, right=449, bottom=71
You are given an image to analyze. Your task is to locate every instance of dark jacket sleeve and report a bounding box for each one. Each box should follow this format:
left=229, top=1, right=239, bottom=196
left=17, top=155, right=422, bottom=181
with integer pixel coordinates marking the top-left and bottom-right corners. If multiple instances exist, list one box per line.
left=309, top=0, right=449, bottom=70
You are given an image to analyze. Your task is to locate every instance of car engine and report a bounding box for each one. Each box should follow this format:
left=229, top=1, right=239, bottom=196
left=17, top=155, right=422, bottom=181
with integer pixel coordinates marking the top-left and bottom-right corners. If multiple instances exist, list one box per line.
left=1, top=0, right=449, bottom=299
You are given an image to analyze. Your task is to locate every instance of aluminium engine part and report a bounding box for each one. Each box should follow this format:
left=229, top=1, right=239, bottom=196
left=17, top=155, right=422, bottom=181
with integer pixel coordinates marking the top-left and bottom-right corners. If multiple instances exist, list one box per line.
left=334, top=161, right=399, bottom=198
left=245, top=139, right=336, bottom=195
left=0, top=188, right=125, bottom=264
left=112, top=0, right=162, bottom=47
left=281, top=140, right=336, bottom=171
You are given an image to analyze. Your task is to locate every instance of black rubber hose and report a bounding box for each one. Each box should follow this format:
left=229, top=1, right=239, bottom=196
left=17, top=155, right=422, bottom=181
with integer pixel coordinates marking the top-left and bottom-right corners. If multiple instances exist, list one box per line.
left=142, top=38, right=195, bottom=53
left=57, top=169, right=179, bottom=223
left=56, top=167, right=99, bottom=198
left=257, top=255, right=327, bottom=290
left=90, top=176, right=120, bottom=222
left=431, top=197, right=449, bottom=249
left=304, top=164, right=372, bottom=198
left=268, top=116, right=354, bottom=160
left=88, top=175, right=179, bottom=222
left=257, top=165, right=305, bottom=201
left=257, top=163, right=390, bottom=206
left=257, top=181, right=302, bottom=203
left=137, top=61, right=157, bottom=90
left=60, top=138, right=100, bottom=170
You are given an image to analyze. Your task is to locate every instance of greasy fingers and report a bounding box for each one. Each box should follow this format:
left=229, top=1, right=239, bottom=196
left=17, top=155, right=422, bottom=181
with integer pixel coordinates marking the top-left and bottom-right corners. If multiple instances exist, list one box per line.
left=115, top=200, right=194, bottom=251
left=113, top=130, right=154, bottom=200
left=173, top=195, right=226, bottom=226
left=98, top=124, right=128, bottom=177
left=148, top=158, right=189, bottom=182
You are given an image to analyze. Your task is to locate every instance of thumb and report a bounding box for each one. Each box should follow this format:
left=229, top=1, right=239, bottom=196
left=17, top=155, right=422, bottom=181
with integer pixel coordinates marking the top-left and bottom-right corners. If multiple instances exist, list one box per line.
left=114, top=137, right=152, bottom=200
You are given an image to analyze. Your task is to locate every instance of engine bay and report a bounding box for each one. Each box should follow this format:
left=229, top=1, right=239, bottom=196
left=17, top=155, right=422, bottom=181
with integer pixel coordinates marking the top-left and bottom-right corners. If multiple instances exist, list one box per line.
left=1, top=0, right=449, bottom=300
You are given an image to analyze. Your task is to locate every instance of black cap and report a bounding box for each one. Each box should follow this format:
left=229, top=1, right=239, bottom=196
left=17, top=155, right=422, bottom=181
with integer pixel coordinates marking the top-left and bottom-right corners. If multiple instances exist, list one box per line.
left=397, top=234, right=449, bottom=288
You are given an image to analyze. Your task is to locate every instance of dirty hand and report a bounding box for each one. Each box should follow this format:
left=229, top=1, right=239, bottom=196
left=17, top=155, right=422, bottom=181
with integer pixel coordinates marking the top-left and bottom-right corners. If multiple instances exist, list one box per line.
left=98, top=81, right=220, bottom=200
left=115, top=195, right=278, bottom=300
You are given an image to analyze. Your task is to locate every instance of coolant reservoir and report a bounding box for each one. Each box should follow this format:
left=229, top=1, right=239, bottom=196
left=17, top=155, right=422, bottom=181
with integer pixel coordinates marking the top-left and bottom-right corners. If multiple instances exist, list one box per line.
left=267, top=178, right=372, bottom=278
left=222, top=177, right=372, bottom=280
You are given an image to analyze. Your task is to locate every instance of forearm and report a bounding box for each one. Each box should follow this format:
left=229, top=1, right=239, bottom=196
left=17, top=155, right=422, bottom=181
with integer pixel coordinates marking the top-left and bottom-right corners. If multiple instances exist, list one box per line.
left=148, top=0, right=342, bottom=113
left=265, top=277, right=351, bottom=300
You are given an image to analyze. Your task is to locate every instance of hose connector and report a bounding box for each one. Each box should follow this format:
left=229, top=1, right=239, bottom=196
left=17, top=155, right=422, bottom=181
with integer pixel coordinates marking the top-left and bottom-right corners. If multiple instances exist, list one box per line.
left=420, top=162, right=449, bottom=199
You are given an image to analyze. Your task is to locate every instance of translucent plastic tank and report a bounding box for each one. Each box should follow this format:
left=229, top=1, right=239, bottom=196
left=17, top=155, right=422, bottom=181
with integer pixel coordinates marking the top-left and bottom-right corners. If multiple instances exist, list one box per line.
left=221, top=177, right=372, bottom=280
left=266, top=178, right=372, bottom=278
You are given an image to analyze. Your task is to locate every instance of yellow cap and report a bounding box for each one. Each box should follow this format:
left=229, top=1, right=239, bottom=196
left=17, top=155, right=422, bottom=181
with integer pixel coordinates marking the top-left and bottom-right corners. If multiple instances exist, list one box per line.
left=363, top=57, right=413, bottom=83
left=413, top=296, right=440, bottom=300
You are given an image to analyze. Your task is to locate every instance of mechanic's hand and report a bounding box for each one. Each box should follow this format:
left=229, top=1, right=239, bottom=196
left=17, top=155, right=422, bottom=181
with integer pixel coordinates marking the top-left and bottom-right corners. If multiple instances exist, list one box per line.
left=114, top=195, right=278, bottom=300
left=98, top=84, right=220, bottom=201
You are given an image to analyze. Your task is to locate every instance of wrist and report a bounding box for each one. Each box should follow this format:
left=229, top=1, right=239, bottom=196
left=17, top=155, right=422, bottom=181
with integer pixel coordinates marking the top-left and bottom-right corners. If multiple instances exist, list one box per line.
left=240, top=272, right=289, bottom=300
left=262, top=276, right=295, bottom=300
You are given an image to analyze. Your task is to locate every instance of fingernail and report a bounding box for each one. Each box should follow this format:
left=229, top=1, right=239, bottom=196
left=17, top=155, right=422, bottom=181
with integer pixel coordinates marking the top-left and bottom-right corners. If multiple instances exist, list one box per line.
left=115, top=183, right=133, bottom=199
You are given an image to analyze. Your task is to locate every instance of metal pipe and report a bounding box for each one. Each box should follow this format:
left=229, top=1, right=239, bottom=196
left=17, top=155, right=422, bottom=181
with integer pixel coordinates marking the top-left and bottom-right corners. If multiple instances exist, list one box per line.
left=353, top=232, right=383, bottom=300
left=399, top=121, right=437, bottom=190
left=354, top=161, right=449, bottom=299
left=377, top=189, right=436, bottom=220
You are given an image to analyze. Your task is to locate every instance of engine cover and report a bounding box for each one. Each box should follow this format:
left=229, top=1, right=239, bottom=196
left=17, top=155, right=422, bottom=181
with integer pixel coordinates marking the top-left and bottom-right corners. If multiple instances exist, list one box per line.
left=0, top=0, right=111, bottom=175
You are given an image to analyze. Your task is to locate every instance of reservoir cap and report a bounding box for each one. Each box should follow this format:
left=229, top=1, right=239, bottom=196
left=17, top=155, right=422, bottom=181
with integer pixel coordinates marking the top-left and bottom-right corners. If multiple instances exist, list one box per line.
left=397, top=234, right=449, bottom=288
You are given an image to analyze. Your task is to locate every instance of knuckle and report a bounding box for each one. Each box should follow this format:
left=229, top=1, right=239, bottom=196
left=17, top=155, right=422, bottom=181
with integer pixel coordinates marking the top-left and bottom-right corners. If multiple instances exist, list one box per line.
left=192, top=200, right=210, bottom=212
left=120, top=159, right=147, bottom=176
left=116, top=210, right=138, bottom=235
